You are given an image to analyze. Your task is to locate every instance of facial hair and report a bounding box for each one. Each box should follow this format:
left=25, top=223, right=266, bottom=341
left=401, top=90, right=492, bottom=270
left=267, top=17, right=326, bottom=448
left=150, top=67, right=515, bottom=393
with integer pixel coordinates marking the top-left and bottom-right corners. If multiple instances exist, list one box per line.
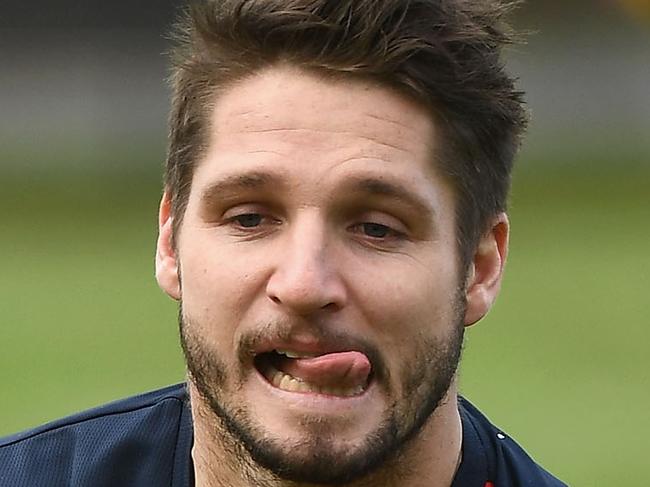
left=179, top=294, right=466, bottom=485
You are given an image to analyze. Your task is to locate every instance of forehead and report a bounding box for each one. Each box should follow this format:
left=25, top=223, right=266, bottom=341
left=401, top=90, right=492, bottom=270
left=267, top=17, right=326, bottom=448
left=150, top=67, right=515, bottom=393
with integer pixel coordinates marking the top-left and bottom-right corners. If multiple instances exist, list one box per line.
left=188, top=65, right=451, bottom=213
left=208, top=65, right=437, bottom=161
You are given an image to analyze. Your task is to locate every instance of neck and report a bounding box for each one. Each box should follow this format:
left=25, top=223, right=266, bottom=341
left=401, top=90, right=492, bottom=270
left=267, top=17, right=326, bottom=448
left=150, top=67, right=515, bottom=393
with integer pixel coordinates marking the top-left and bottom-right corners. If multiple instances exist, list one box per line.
left=189, top=381, right=463, bottom=487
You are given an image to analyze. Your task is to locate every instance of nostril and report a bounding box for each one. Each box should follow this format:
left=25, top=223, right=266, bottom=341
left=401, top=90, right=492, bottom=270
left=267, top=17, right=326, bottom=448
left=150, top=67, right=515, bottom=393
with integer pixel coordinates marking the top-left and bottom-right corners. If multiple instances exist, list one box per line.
left=265, top=267, right=347, bottom=313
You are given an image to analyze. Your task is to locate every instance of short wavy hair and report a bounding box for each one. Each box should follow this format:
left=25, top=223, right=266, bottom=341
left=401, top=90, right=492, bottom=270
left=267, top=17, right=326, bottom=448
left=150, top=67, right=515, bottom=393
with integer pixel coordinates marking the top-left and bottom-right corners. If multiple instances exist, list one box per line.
left=165, top=0, right=527, bottom=268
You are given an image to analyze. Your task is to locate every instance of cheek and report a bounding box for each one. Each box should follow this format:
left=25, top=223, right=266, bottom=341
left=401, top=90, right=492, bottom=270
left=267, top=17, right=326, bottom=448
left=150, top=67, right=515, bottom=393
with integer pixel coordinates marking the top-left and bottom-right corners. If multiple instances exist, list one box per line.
left=178, top=241, right=269, bottom=336
left=352, top=255, right=460, bottom=345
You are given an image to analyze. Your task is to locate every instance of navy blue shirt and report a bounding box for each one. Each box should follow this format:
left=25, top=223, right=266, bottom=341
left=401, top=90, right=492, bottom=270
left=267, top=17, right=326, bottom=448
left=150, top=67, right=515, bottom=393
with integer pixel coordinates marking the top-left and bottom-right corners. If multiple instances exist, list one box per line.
left=0, top=384, right=567, bottom=486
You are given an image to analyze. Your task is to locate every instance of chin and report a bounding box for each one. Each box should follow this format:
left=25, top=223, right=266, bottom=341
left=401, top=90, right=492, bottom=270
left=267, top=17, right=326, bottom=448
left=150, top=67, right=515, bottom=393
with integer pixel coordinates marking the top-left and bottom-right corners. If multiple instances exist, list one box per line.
left=192, top=373, right=401, bottom=484
left=235, top=421, right=400, bottom=485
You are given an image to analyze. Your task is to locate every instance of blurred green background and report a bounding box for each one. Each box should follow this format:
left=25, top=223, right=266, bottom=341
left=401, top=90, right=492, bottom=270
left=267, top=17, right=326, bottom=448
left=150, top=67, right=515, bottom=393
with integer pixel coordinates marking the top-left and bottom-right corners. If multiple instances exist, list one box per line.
left=1, top=1, right=649, bottom=486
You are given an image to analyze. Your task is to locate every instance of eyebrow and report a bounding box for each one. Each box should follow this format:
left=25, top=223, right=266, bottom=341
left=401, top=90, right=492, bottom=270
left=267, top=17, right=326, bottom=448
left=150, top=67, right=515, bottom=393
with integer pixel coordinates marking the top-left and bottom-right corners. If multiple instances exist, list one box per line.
left=199, top=171, right=286, bottom=205
left=340, top=176, right=436, bottom=219
left=198, top=171, right=435, bottom=220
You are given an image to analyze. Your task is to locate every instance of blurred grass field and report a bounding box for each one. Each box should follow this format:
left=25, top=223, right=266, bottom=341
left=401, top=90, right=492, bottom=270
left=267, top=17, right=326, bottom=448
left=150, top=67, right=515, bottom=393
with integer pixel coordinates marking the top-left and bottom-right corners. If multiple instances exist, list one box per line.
left=1, top=153, right=648, bottom=486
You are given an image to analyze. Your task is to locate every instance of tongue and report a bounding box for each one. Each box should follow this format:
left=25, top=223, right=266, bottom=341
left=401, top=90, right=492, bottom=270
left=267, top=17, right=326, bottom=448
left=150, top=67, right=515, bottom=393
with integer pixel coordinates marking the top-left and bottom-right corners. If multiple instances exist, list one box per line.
left=276, top=351, right=371, bottom=389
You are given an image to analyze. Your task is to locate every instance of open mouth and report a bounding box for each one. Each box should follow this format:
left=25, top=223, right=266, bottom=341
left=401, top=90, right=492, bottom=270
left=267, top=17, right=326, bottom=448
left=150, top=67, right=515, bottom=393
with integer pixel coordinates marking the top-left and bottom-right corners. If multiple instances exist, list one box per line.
left=254, top=349, right=373, bottom=398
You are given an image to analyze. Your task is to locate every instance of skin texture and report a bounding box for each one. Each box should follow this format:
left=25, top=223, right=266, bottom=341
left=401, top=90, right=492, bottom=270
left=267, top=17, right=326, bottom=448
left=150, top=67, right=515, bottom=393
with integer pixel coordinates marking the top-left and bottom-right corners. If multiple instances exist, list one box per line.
left=156, top=65, right=509, bottom=487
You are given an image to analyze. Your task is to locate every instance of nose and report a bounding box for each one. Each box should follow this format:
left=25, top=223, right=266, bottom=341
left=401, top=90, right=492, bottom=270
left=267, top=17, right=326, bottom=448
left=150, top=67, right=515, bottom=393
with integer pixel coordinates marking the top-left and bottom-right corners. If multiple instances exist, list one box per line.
left=265, top=216, right=347, bottom=315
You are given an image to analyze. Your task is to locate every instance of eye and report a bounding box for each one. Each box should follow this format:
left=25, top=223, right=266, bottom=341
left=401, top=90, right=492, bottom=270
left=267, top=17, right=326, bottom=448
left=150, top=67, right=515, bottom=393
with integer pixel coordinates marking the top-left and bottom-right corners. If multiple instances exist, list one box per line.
left=349, top=221, right=405, bottom=241
left=223, top=209, right=281, bottom=236
left=361, top=222, right=392, bottom=238
left=232, top=213, right=263, bottom=228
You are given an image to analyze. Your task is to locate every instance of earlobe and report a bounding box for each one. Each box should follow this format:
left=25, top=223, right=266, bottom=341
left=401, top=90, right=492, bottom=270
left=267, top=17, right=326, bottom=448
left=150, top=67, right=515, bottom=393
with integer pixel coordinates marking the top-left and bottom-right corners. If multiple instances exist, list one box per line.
left=155, top=191, right=181, bottom=300
left=463, top=213, right=509, bottom=326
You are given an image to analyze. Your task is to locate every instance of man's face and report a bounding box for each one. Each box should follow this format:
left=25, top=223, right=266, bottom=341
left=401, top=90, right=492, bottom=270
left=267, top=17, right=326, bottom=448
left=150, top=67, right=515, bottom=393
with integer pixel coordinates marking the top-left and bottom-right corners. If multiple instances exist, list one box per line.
left=159, top=66, right=471, bottom=483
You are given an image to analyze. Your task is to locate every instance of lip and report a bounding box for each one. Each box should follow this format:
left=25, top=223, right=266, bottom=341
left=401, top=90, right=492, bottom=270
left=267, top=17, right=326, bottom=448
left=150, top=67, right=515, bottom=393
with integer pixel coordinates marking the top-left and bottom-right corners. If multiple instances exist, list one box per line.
left=253, top=346, right=374, bottom=397
left=251, top=336, right=368, bottom=358
left=252, top=362, right=376, bottom=407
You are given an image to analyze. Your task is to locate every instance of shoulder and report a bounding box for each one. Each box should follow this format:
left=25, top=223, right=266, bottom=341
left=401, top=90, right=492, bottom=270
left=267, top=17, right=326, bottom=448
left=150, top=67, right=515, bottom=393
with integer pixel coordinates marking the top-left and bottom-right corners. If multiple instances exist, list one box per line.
left=0, top=383, right=193, bottom=487
left=458, top=396, right=569, bottom=487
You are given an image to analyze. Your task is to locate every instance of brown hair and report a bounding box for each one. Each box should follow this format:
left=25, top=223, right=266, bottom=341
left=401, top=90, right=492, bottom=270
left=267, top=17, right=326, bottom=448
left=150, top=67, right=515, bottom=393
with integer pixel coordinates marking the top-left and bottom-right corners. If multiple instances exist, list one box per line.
left=165, top=0, right=527, bottom=268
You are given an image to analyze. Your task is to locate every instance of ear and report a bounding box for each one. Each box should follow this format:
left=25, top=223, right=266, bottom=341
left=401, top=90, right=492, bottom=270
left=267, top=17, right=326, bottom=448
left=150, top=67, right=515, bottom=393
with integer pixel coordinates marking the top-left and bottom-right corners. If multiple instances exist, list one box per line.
left=155, top=191, right=181, bottom=300
left=463, top=213, right=509, bottom=327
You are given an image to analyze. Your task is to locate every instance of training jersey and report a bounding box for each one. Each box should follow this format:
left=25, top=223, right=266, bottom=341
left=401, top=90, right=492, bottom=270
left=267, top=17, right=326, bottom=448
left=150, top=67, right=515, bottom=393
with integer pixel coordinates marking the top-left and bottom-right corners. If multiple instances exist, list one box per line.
left=0, top=383, right=567, bottom=486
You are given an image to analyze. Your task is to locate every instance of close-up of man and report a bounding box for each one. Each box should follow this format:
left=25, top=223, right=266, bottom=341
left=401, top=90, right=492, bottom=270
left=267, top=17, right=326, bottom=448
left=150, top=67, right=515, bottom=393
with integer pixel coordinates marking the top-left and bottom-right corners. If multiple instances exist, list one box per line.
left=1, top=1, right=569, bottom=486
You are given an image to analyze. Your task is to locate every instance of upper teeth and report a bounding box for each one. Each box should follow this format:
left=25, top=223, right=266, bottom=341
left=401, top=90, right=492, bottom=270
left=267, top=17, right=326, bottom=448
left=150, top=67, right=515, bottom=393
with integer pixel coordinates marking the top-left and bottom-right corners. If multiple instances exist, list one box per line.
left=275, top=349, right=319, bottom=359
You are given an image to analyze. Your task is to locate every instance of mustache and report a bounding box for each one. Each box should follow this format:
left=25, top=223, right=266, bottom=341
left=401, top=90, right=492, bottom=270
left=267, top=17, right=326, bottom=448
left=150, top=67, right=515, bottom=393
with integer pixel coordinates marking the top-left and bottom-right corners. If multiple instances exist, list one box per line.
left=237, top=320, right=389, bottom=385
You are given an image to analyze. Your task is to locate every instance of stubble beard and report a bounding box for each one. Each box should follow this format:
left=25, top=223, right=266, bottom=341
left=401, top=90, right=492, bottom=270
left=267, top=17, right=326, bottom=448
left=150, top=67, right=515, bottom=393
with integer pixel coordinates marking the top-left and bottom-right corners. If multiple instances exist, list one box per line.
left=179, top=296, right=466, bottom=485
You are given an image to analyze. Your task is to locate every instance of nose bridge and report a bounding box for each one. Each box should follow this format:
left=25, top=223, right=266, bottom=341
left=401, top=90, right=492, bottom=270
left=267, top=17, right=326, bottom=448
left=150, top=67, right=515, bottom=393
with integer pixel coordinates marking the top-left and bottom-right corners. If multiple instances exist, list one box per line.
left=289, top=212, right=327, bottom=273
left=266, top=210, right=344, bottom=313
